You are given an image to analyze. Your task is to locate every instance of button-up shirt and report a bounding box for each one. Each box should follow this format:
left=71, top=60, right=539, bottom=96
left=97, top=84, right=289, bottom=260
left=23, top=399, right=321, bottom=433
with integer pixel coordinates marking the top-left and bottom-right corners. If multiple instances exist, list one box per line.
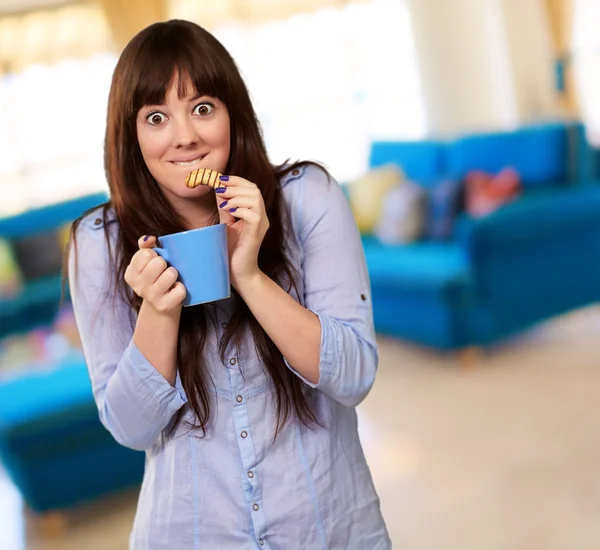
left=69, top=164, right=391, bottom=549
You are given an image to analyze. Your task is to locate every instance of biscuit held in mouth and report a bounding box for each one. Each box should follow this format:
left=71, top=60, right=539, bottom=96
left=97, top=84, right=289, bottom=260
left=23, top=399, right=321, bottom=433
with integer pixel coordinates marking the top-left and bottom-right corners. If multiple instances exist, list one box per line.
left=185, top=168, right=223, bottom=189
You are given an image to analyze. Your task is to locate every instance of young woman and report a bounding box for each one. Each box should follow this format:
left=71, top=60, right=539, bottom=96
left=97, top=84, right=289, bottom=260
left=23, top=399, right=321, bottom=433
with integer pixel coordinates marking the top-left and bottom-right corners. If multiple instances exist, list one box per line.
left=68, top=19, right=390, bottom=550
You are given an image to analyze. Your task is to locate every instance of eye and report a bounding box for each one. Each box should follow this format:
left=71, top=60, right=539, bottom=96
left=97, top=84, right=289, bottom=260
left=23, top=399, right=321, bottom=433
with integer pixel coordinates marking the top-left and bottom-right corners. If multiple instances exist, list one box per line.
left=146, top=112, right=166, bottom=125
left=193, top=103, right=214, bottom=116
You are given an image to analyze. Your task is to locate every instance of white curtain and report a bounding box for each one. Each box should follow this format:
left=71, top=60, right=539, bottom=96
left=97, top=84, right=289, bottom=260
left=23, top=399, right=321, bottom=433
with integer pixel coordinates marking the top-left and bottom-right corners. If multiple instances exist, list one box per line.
left=0, top=0, right=424, bottom=216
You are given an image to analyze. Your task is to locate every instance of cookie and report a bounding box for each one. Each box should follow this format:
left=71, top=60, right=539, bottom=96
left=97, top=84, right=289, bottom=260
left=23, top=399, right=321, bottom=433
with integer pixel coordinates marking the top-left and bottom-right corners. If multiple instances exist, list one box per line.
left=185, top=168, right=223, bottom=189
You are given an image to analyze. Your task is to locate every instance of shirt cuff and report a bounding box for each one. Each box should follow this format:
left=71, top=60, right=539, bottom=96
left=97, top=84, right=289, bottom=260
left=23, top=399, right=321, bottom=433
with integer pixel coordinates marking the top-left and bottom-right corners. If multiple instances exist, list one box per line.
left=122, top=339, right=188, bottom=410
left=283, top=310, right=334, bottom=388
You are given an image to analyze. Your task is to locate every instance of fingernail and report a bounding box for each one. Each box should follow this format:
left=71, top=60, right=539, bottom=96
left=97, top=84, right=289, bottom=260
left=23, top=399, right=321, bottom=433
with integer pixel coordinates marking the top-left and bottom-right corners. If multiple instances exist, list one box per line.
left=215, top=187, right=227, bottom=194
left=219, top=175, right=229, bottom=181
left=143, top=235, right=150, bottom=242
left=229, top=208, right=237, bottom=213
left=219, top=201, right=228, bottom=208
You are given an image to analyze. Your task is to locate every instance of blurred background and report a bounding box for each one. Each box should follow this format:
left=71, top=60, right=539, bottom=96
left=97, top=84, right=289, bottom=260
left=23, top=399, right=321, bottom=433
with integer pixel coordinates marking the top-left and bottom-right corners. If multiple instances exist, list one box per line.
left=2, top=0, right=600, bottom=549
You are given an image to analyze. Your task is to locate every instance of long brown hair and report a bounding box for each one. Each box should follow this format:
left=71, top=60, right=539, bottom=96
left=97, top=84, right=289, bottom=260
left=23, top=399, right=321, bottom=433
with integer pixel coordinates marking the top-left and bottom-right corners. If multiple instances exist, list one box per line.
left=70, top=20, right=321, bottom=437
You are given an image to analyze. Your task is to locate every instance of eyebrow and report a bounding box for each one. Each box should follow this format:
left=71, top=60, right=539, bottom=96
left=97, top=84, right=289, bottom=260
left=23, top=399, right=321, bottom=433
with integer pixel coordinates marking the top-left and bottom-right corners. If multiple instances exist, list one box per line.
left=140, top=94, right=215, bottom=111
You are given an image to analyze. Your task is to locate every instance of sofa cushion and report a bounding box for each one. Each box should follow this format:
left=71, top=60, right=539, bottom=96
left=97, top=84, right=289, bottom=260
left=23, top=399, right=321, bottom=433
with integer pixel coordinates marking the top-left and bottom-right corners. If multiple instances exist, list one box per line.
left=424, top=178, right=465, bottom=241
left=374, top=180, right=427, bottom=244
left=0, top=354, right=100, bottom=451
left=347, top=165, right=404, bottom=235
left=465, top=167, right=521, bottom=218
left=362, top=236, right=471, bottom=292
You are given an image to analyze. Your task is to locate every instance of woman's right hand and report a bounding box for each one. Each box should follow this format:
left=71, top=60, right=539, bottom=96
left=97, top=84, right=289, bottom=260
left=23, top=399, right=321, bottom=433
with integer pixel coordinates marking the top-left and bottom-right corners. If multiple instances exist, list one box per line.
left=124, top=235, right=186, bottom=314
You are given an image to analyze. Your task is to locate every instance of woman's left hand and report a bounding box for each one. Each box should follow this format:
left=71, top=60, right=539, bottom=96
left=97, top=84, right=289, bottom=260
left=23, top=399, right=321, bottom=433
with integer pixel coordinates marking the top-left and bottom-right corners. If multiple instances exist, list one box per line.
left=215, top=175, right=269, bottom=289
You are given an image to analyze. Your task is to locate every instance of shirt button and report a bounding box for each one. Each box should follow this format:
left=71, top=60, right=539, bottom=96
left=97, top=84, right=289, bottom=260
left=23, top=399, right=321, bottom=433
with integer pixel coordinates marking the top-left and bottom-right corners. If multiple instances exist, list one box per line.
left=259, top=539, right=264, bottom=546
left=94, top=218, right=102, bottom=226
left=247, top=471, right=254, bottom=479
left=229, top=358, right=237, bottom=365
left=253, top=503, right=259, bottom=511
left=236, top=395, right=243, bottom=403
left=222, top=322, right=227, bottom=329
left=241, top=431, right=248, bottom=439
left=292, top=169, right=299, bottom=176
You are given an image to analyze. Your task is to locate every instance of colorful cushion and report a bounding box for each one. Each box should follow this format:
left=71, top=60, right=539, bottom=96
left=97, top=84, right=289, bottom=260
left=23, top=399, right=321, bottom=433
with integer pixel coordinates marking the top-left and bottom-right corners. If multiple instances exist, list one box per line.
left=424, top=178, right=465, bottom=241
left=0, top=238, right=23, bottom=297
left=347, top=165, right=404, bottom=234
left=10, top=230, right=63, bottom=281
left=374, top=180, right=427, bottom=244
left=465, top=168, right=521, bottom=218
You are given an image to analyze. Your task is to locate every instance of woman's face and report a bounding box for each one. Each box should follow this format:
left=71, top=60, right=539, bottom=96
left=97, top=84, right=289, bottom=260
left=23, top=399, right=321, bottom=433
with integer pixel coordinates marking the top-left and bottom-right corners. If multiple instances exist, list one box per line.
left=136, top=73, right=231, bottom=206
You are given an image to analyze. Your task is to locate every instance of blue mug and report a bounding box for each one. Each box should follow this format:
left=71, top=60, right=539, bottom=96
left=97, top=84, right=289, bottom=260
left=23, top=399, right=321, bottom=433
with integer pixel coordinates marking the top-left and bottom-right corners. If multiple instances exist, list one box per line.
left=153, top=223, right=230, bottom=307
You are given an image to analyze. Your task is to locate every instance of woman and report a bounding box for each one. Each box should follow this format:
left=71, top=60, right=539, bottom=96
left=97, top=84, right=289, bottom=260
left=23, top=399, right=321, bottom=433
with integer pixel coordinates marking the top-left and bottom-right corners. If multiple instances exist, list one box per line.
left=68, top=19, right=390, bottom=550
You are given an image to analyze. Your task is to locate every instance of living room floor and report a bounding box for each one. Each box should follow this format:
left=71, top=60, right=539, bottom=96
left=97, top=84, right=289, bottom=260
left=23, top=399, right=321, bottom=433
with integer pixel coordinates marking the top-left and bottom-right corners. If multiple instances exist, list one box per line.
left=2, top=306, right=600, bottom=550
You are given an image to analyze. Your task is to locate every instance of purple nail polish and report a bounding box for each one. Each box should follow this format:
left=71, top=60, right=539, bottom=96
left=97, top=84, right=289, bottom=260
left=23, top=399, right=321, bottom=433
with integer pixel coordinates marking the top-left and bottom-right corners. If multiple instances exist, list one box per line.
left=219, top=175, right=229, bottom=181
left=229, top=208, right=237, bottom=213
left=215, top=187, right=227, bottom=193
left=143, top=235, right=150, bottom=242
left=219, top=201, right=228, bottom=208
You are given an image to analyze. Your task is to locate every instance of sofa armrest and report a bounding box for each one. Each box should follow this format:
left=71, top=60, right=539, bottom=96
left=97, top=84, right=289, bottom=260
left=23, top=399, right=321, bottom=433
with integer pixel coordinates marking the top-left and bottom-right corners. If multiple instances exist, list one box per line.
left=453, top=187, right=600, bottom=337
left=455, top=187, right=600, bottom=257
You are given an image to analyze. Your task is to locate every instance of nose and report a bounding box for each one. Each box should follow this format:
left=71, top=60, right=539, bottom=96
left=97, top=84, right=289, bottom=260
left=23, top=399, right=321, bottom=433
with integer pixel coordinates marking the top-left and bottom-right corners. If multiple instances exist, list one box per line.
left=173, top=117, right=199, bottom=148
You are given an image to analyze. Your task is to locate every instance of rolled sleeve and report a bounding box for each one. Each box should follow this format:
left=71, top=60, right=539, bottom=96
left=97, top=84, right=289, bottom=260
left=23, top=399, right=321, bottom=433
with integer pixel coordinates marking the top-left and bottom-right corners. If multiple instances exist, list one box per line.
left=101, top=340, right=187, bottom=450
left=283, top=166, right=379, bottom=407
left=69, top=212, right=187, bottom=451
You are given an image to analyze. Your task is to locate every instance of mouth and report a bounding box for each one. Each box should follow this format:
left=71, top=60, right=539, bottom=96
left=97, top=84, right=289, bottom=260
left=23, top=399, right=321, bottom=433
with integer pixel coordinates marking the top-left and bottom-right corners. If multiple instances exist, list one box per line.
left=169, top=154, right=207, bottom=167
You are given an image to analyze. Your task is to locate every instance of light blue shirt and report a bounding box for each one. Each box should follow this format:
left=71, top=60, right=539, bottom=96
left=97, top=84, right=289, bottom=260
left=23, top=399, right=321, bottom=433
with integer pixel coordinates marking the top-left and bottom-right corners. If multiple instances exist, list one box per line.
left=69, top=165, right=391, bottom=550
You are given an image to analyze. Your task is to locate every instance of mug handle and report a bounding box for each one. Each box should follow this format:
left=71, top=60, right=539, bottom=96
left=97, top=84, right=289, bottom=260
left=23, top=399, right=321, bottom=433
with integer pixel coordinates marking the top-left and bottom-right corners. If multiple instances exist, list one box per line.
left=152, top=247, right=169, bottom=263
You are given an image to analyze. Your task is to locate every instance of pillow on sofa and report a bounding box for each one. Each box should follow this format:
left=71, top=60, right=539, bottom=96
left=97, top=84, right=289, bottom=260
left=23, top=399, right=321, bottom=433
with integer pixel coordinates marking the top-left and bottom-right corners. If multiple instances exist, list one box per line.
left=465, top=167, right=521, bottom=218
left=11, top=230, right=63, bottom=281
left=347, top=164, right=404, bottom=234
left=0, top=238, right=23, bottom=297
left=374, top=180, right=427, bottom=244
left=424, top=178, right=465, bottom=241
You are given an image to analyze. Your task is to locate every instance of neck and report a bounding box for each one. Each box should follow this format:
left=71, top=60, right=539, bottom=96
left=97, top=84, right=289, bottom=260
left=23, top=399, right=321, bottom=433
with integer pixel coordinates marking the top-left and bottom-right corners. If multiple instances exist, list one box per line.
left=165, top=190, right=218, bottom=229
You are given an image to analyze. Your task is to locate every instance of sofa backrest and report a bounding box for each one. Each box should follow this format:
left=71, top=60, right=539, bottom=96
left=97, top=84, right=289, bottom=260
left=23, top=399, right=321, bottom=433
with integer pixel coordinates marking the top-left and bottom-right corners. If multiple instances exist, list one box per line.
left=0, top=192, right=108, bottom=240
left=448, top=123, right=569, bottom=188
left=369, top=121, right=598, bottom=189
left=369, top=140, right=447, bottom=188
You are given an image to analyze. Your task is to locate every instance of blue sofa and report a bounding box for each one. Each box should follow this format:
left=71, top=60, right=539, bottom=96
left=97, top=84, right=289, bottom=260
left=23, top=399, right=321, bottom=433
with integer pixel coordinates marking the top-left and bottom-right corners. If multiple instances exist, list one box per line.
left=364, top=122, right=600, bottom=351
left=0, top=192, right=108, bottom=339
left=0, top=192, right=144, bottom=515
left=0, top=353, right=144, bottom=513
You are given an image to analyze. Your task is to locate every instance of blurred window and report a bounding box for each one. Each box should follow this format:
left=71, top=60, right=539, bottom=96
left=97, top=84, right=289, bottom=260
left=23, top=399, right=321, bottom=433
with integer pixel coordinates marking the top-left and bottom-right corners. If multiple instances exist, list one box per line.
left=0, top=0, right=423, bottom=216
left=572, top=0, right=600, bottom=144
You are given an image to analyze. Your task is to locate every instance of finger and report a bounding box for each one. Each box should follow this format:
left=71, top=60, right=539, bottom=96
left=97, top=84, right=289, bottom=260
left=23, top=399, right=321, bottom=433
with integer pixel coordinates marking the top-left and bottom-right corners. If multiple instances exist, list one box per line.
left=213, top=186, right=245, bottom=199
left=130, top=248, right=157, bottom=275
left=226, top=207, right=262, bottom=225
left=138, top=235, right=157, bottom=249
left=153, top=266, right=179, bottom=295
left=215, top=188, right=236, bottom=226
left=219, top=195, right=263, bottom=213
left=215, top=186, right=258, bottom=200
left=141, top=255, right=169, bottom=284
left=218, top=175, right=255, bottom=188
left=167, top=281, right=187, bottom=304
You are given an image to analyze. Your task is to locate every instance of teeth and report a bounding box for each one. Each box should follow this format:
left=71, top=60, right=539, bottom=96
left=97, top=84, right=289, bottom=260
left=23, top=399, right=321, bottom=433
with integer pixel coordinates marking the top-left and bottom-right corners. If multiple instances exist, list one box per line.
left=173, top=156, right=204, bottom=167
